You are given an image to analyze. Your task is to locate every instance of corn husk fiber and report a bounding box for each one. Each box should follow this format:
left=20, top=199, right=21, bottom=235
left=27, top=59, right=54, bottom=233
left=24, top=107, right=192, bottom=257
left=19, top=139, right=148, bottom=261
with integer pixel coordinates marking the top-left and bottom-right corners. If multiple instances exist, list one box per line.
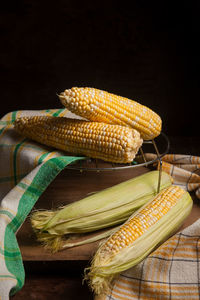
left=31, top=170, right=172, bottom=251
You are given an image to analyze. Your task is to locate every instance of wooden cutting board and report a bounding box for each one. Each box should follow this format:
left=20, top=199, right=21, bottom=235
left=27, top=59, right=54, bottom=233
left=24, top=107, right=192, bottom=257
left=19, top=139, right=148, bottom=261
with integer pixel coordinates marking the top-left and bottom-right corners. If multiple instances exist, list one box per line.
left=17, top=165, right=200, bottom=261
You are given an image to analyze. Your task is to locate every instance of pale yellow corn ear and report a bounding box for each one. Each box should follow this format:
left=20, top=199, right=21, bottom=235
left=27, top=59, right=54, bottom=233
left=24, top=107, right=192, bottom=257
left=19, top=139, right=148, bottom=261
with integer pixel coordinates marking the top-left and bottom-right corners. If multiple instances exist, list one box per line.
left=14, top=116, right=143, bottom=164
left=59, top=87, right=162, bottom=140
left=85, top=185, right=193, bottom=295
left=30, top=170, right=173, bottom=252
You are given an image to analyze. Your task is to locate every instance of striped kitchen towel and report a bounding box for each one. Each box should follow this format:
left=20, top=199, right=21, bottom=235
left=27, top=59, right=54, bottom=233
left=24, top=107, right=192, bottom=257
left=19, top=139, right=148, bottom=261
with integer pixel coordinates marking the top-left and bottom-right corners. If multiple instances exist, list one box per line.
left=0, top=109, right=85, bottom=300
left=97, top=217, right=200, bottom=300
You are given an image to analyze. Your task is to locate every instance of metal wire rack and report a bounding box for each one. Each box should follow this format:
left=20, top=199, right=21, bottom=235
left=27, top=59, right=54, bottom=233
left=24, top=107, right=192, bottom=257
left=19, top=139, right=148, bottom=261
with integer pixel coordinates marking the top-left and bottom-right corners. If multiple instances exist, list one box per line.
left=66, top=132, right=170, bottom=193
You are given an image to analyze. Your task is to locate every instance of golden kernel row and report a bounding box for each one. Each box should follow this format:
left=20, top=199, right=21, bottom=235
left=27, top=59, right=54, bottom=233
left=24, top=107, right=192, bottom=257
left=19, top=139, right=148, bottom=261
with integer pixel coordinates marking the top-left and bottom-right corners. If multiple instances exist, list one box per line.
left=102, top=186, right=184, bottom=255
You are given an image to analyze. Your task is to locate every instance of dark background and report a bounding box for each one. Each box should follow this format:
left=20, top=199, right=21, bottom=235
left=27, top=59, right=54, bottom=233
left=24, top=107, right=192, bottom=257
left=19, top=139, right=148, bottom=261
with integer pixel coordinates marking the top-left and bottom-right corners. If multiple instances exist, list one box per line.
left=1, top=0, right=200, bottom=137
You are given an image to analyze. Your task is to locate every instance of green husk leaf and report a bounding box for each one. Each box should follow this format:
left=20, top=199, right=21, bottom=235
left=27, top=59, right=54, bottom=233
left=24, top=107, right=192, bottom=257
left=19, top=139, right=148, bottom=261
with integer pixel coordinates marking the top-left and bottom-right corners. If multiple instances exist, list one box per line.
left=31, top=171, right=172, bottom=232
left=36, top=226, right=119, bottom=253
left=85, top=188, right=193, bottom=295
left=31, top=171, right=172, bottom=251
left=61, top=227, right=118, bottom=250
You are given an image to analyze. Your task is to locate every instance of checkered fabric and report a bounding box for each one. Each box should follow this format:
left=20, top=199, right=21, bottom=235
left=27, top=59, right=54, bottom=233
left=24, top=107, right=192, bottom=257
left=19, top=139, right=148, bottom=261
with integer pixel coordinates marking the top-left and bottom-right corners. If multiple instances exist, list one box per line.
left=97, top=218, right=200, bottom=300
left=145, top=153, right=200, bottom=199
left=0, top=109, right=85, bottom=300
left=160, top=154, right=200, bottom=199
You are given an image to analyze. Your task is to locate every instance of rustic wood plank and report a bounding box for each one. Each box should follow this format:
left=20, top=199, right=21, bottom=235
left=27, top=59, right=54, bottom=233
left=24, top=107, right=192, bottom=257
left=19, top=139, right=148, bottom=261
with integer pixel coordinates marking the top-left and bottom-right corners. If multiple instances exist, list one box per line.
left=11, top=274, right=93, bottom=300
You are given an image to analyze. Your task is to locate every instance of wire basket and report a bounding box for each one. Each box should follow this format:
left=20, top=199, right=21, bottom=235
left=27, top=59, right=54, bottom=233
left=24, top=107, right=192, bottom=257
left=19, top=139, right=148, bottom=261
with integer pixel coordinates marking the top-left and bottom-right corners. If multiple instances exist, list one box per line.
left=66, top=132, right=170, bottom=193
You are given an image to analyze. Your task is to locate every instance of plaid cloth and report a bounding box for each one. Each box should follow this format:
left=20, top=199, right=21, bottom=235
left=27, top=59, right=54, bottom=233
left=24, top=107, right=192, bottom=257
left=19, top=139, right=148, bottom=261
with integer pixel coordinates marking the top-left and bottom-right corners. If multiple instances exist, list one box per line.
left=96, top=154, right=200, bottom=300
left=145, top=153, right=200, bottom=199
left=97, top=218, right=200, bottom=300
left=0, top=109, right=85, bottom=300
left=161, top=154, right=200, bottom=199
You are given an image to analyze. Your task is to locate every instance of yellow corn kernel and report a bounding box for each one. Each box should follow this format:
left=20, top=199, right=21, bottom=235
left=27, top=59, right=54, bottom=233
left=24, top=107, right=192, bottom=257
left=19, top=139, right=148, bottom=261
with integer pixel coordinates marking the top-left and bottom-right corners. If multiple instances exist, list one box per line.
left=59, top=87, right=162, bottom=140
left=14, top=116, right=143, bottom=163
left=101, top=186, right=183, bottom=256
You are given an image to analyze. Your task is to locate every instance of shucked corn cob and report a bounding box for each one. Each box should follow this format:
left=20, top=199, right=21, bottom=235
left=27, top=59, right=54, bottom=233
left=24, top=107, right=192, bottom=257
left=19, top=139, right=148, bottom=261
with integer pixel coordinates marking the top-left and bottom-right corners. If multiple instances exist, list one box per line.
left=14, top=116, right=142, bottom=163
left=14, top=116, right=142, bottom=164
left=85, top=185, right=193, bottom=295
left=31, top=171, right=173, bottom=252
left=59, top=87, right=162, bottom=140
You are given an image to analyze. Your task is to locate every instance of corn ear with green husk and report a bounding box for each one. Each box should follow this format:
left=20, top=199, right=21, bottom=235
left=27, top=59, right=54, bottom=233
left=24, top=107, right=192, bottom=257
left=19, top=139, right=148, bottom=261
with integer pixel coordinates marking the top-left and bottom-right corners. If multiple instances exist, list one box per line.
left=85, top=185, right=193, bottom=296
left=31, top=170, right=172, bottom=252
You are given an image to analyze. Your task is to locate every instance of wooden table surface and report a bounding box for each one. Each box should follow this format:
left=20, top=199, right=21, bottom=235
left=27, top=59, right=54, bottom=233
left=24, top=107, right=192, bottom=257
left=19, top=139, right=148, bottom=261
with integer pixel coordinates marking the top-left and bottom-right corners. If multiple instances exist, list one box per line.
left=11, top=136, right=200, bottom=300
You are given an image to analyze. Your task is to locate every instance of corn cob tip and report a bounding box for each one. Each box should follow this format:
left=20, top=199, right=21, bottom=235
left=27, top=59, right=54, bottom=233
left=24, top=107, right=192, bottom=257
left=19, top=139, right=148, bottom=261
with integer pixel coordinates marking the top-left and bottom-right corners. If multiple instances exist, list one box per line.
left=30, top=210, right=63, bottom=252
left=59, top=89, right=73, bottom=105
left=84, top=267, right=113, bottom=296
left=35, top=232, right=63, bottom=253
left=30, top=210, right=56, bottom=232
